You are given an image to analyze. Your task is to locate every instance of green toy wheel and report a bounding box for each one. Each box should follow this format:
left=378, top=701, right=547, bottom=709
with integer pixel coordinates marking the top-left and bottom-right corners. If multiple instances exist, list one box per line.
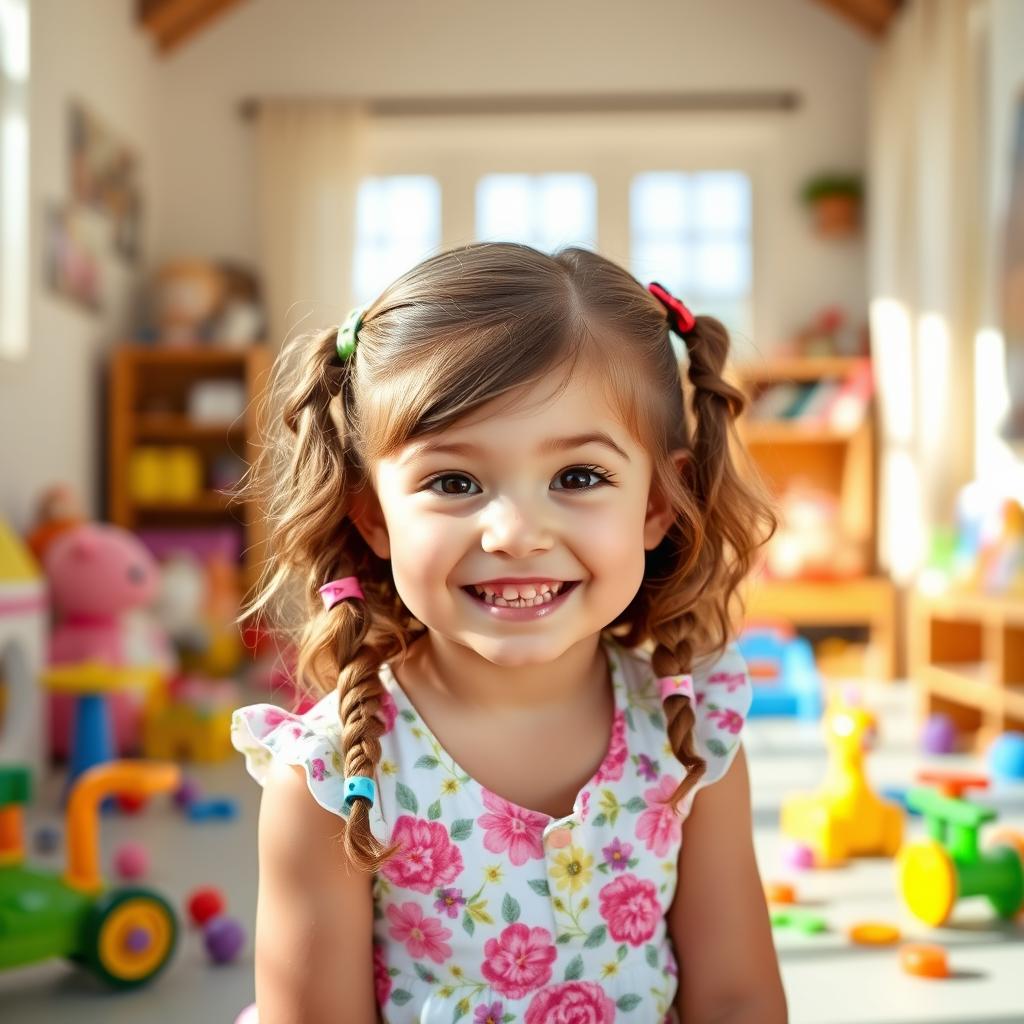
left=986, top=829, right=1024, bottom=919
left=79, top=888, right=178, bottom=988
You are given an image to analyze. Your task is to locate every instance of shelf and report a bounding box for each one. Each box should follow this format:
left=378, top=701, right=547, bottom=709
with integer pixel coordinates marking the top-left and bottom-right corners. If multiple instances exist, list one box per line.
left=134, top=414, right=245, bottom=442
left=742, top=422, right=858, bottom=445
left=132, top=492, right=237, bottom=515
left=733, top=355, right=866, bottom=384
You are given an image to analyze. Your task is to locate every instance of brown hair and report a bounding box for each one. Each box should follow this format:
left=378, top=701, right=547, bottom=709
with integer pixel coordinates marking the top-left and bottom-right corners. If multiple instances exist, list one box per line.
left=238, top=241, right=776, bottom=870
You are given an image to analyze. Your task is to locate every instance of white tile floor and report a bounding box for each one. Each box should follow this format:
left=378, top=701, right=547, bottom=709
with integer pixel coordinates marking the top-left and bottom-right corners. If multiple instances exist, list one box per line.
left=2, top=681, right=1023, bottom=1024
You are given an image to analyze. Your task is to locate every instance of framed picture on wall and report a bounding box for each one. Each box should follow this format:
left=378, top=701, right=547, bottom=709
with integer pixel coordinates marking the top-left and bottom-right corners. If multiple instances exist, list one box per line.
left=43, top=202, right=103, bottom=314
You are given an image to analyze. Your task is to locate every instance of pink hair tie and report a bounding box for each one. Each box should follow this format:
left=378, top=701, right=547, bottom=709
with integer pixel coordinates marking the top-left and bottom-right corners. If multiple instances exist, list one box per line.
left=318, top=576, right=364, bottom=611
left=657, top=674, right=695, bottom=704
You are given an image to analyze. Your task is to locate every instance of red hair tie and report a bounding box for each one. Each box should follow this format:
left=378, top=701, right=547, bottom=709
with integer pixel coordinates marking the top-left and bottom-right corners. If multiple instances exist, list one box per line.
left=648, top=281, right=696, bottom=337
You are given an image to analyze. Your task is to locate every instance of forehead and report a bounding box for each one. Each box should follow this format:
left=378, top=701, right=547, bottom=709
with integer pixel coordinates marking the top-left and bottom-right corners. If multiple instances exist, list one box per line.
left=394, top=368, right=636, bottom=467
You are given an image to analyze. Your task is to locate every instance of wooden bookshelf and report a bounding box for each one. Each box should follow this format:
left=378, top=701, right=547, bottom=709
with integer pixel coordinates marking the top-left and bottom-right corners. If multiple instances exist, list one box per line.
left=734, top=355, right=899, bottom=679
left=107, top=344, right=272, bottom=594
left=909, top=589, right=1024, bottom=746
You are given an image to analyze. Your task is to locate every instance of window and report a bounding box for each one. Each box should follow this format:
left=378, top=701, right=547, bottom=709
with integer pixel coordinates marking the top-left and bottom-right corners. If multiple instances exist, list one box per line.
left=352, top=175, right=441, bottom=305
left=0, top=0, right=28, bottom=359
left=630, top=171, right=752, bottom=341
left=476, top=173, right=597, bottom=252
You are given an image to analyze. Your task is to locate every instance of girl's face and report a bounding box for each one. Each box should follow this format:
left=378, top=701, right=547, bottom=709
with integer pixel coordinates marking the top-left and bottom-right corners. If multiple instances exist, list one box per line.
left=355, top=368, right=681, bottom=668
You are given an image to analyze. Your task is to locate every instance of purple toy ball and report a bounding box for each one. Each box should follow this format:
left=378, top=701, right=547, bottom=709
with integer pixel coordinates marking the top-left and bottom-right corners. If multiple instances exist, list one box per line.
left=987, top=731, right=1024, bottom=782
left=782, top=841, right=816, bottom=871
left=114, top=840, right=150, bottom=880
left=174, top=777, right=203, bottom=809
left=921, top=713, right=958, bottom=755
left=204, top=915, right=247, bottom=964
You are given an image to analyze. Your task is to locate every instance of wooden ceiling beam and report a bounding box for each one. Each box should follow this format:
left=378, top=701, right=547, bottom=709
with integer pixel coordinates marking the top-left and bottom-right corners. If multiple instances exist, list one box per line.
left=137, top=0, right=247, bottom=54
left=811, top=0, right=903, bottom=40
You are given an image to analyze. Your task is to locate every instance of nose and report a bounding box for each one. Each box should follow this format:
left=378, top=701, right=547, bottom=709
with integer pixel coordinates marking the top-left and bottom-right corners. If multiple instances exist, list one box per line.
left=479, top=493, right=553, bottom=557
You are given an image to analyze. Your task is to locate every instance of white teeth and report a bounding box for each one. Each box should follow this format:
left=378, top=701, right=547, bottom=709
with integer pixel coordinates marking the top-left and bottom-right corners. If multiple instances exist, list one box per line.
left=469, top=581, right=569, bottom=607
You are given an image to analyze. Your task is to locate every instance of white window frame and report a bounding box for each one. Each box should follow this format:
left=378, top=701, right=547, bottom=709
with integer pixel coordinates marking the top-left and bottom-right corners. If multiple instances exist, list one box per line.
left=359, top=111, right=774, bottom=350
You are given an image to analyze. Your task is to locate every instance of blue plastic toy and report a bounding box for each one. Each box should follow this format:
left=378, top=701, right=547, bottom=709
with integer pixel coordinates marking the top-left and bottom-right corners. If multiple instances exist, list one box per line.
left=738, top=625, right=823, bottom=720
left=987, top=732, right=1024, bottom=782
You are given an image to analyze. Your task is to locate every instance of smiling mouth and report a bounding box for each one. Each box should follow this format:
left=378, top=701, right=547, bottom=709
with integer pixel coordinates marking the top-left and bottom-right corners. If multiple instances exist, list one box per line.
left=462, top=581, right=581, bottom=608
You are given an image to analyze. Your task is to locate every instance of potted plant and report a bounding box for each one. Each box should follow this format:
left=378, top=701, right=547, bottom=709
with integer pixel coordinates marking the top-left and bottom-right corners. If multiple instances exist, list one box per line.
left=801, top=173, right=864, bottom=239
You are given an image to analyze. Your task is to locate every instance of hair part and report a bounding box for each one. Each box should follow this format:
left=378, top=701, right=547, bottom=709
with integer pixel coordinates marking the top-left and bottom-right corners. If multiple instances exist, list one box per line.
left=236, top=241, right=776, bottom=870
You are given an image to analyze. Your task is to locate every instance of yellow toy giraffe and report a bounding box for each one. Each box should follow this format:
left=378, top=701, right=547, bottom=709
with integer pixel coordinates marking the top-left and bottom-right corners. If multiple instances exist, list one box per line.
left=780, top=695, right=904, bottom=867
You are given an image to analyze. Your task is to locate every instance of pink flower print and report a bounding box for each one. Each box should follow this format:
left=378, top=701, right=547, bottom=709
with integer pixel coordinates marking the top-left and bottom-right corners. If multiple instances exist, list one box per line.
left=598, top=873, right=660, bottom=946
left=707, top=707, right=744, bottom=735
left=433, top=886, right=466, bottom=919
left=593, top=708, right=627, bottom=784
left=309, top=757, right=327, bottom=781
left=696, top=691, right=706, bottom=706
left=379, top=816, right=464, bottom=893
left=579, top=790, right=591, bottom=823
left=373, top=942, right=392, bottom=1005
left=474, top=1002, right=506, bottom=1024
left=635, top=753, right=658, bottom=782
left=635, top=775, right=682, bottom=857
left=386, top=901, right=452, bottom=964
left=481, top=922, right=557, bottom=999
left=602, top=836, right=633, bottom=872
left=262, top=707, right=292, bottom=729
left=377, top=690, right=398, bottom=734
left=524, top=981, right=617, bottom=1023
left=479, top=789, right=547, bottom=866
left=708, top=670, right=746, bottom=693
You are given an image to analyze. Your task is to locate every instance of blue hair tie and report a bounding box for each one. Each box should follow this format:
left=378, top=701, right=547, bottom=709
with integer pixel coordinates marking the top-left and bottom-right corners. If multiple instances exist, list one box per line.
left=343, top=775, right=376, bottom=811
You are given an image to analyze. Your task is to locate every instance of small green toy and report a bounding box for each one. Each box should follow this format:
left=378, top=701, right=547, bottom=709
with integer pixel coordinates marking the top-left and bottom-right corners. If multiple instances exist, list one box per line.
left=0, top=760, right=181, bottom=988
left=896, top=778, right=1024, bottom=927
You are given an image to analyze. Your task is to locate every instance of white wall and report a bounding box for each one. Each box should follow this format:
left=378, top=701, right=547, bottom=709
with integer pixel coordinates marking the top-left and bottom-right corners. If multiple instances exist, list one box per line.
left=152, top=0, right=875, bottom=350
left=0, top=0, right=160, bottom=528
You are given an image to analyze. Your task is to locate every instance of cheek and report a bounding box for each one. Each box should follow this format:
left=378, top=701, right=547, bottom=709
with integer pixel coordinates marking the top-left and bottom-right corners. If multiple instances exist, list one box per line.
left=387, top=508, right=462, bottom=588
left=575, top=502, right=648, bottom=581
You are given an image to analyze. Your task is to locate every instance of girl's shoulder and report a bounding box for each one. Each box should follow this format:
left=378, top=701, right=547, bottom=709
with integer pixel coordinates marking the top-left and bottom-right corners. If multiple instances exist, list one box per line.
left=610, top=637, right=752, bottom=802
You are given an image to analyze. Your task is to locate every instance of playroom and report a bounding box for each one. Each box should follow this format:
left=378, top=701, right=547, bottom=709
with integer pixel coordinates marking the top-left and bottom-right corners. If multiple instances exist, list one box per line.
left=0, top=1, right=1022, bottom=1022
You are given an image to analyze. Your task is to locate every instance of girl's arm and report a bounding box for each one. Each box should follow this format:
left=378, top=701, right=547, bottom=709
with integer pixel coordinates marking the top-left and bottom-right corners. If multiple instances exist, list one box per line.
left=668, top=746, right=788, bottom=1023
left=255, top=760, right=378, bottom=1024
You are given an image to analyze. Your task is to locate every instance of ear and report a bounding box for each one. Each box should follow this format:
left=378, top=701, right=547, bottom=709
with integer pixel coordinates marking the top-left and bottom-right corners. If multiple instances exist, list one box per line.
left=349, top=485, right=391, bottom=560
left=643, top=449, right=688, bottom=551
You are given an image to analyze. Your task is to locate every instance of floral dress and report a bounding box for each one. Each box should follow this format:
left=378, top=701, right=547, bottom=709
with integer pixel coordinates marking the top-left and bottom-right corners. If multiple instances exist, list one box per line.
left=232, top=635, right=752, bottom=1024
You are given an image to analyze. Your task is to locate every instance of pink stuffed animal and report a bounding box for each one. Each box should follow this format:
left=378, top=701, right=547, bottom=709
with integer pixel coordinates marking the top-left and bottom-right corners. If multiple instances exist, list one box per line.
left=45, top=523, right=172, bottom=759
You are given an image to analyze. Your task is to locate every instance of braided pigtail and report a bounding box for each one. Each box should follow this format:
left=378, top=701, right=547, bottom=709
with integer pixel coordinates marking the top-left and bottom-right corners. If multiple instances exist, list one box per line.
left=652, top=313, right=776, bottom=811
left=239, top=323, right=406, bottom=871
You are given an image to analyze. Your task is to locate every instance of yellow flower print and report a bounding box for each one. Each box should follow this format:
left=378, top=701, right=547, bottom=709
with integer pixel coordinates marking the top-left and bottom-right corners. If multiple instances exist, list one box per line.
left=441, top=777, right=461, bottom=795
left=483, top=864, right=503, bottom=884
left=551, top=845, right=594, bottom=893
left=380, top=760, right=397, bottom=776
left=601, top=961, right=619, bottom=978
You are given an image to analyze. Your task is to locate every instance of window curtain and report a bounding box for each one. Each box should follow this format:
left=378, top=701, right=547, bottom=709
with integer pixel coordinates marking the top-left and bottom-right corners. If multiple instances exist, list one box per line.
left=255, top=100, right=370, bottom=351
left=868, top=0, right=986, bottom=582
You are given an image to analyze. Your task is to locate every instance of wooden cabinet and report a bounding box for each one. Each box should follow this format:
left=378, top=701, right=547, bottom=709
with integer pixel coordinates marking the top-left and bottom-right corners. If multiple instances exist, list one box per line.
left=909, top=589, right=1024, bottom=746
left=107, top=345, right=272, bottom=594
left=734, top=355, right=899, bottom=679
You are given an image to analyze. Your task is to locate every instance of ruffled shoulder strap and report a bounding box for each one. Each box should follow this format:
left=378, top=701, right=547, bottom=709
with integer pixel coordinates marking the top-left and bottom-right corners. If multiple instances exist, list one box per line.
left=231, top=689, right=392, bottom=843
left=657, top=642, right=752, bottom=795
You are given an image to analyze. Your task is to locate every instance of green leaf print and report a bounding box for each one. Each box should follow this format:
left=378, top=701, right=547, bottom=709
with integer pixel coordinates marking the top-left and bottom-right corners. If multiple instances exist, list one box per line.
left=400, top=708, right=416, bottom=723
left=414, top=754, right=440, bottom=769
left=527, top=878, right=551, bottom=897
left=624, top=796, right=647, bottom=812
left=502, top=1016, right=516, bottom=1023
left=616, top=944, right=628, bottom=962
left=462, top=910, right=475, bottom=936
left=450, top=818, right=474, bottom=841
left=617, top=994, right=642, bottom=1011
left=396, top=782, right=418, bottom=814
left=706, top=738, right=729, bottom=757
left=428, top=800, right=442, bottom=820
left=583, top=924, right=607, bottom=949
left=391, top=989, right=413, bottom=1005
left=645, top=944, right=659, bottom=968
left=502, top=893, right=521, bottom=924
left=593, top=813, right=608, bottom=827
left=414, top=962, right=438, bottom=983
left=454, top=996, right=471, bottom=1021
left=564, top=955, right=584, bottom=980
left=624, top=707, right=635, bottom=730
left=648, top=711, right=663, bottom=730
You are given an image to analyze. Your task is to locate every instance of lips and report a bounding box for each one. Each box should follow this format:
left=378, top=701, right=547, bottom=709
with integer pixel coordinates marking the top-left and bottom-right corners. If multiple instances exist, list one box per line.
left=463, top=580, right=580, bottom=608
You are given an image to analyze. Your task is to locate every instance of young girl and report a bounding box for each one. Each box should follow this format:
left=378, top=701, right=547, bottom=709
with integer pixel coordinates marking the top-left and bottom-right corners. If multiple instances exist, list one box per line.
left=232, top=242, right=786, bottom=1024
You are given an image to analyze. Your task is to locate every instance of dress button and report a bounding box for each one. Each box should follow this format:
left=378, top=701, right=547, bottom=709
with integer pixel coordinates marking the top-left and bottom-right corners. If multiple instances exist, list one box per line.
left=546, top=826, right=572, bottom=849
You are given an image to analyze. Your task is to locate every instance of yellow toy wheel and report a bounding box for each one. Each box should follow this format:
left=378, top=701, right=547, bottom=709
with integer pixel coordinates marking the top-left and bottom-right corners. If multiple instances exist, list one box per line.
left=81, top=889, right=177, bottom=988
left=897, top=839, right=958, bottom=926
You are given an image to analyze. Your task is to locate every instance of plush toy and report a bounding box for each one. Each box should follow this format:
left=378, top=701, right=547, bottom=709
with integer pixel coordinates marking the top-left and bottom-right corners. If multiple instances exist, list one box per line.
left=45, top=523, right=174, bottom=759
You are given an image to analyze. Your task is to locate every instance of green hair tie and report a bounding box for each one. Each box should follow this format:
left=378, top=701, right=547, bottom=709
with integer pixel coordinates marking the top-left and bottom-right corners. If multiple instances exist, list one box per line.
left=336, top=306, right=364, bottom=362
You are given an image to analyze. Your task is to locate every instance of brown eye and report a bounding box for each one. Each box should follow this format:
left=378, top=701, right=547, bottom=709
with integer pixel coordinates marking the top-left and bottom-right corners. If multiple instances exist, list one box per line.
left=429, top=474, right=479, bottom=496
left=553, top=466, right=610, bottom=490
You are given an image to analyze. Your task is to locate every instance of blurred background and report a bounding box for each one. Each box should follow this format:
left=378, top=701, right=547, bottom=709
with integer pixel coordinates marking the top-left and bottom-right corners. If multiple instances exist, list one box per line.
left=0, top=1, right=1023, bottom=1022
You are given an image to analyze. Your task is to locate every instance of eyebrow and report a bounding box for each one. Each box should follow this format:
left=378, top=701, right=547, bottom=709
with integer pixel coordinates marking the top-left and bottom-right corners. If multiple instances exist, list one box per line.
left=401, top=431, right=631, bottom=466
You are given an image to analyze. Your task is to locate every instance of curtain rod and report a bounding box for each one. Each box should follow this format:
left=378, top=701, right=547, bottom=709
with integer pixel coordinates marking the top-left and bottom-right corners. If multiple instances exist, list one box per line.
left=238, top=90, right=801, bottom=121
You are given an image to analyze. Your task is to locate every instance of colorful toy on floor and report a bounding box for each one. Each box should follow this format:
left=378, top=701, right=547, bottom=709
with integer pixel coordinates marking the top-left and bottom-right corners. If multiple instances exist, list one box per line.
left=764, top=882, right=797, bottom=904
left=113, top=840, right=150, bottom=880
left=921, top=712, right=958, bottom=755
left=896, top=772, right=1024, bottom=927
left=782, top=840, right=816, bottom=870
left=987, top=731, right=1024, bottom=782
left=142, top=674, right=240, bottom=763
left=899, top=943, right=949, bottom=979
left=0, top=760, right=181, bottom=988
left=738, top=624, right=823, bottom=720
left=847, top=921, right=900, bottom=946
left=203, top=915, right=246, bottom=963
left=186, top=796, right=239, bottom=822
left=780, top=697, right=903, bottom=866
left=187, top=885, right=226, bottom=926
left=769, top=908, right=828, bottom=934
